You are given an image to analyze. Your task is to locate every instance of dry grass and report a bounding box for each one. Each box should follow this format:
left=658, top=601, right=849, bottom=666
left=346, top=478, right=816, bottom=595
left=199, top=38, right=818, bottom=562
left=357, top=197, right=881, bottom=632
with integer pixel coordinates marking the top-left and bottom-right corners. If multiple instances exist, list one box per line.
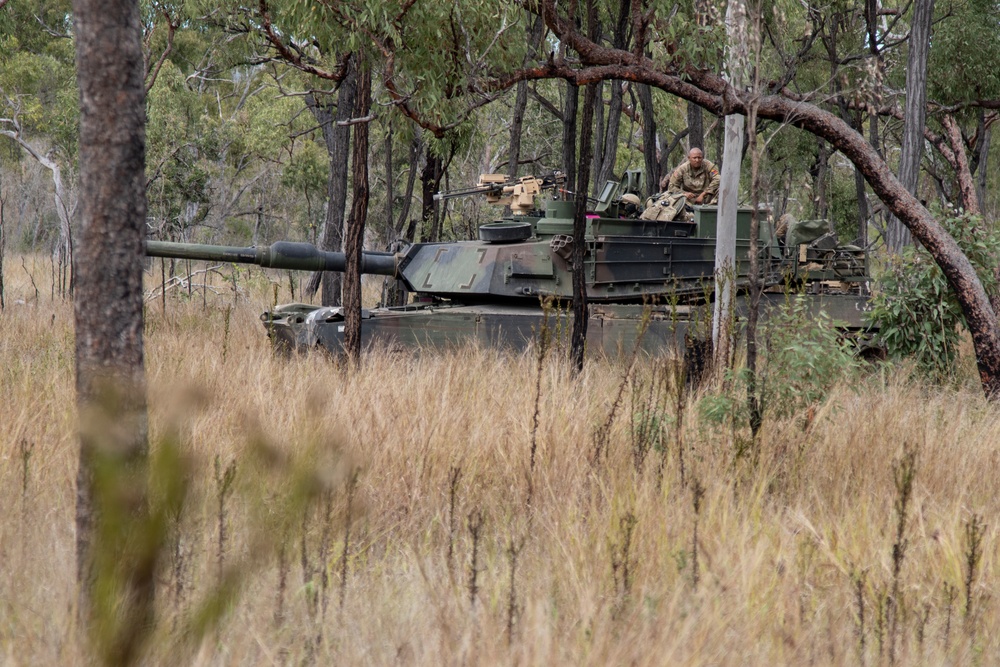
left=2, top=256, right=999, bottom=665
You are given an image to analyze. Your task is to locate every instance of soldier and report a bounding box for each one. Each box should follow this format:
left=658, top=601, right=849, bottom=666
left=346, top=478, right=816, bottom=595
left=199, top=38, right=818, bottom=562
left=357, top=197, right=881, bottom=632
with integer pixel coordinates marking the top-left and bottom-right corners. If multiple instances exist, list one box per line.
left=663, top=148, right=720, bottom=205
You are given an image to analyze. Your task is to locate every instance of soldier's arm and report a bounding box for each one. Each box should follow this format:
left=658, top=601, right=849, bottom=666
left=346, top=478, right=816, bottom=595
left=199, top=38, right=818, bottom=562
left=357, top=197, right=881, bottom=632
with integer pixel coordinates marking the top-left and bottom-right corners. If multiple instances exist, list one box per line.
left=667, top=165, right=685, bottom=193
left=705, top=162, right=721, bottom=198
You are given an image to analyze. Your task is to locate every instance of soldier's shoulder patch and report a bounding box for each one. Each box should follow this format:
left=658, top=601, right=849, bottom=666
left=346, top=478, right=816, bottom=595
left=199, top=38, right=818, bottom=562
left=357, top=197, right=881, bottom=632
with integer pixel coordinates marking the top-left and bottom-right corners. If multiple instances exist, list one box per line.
left=710, top=167, right=719, bottom=176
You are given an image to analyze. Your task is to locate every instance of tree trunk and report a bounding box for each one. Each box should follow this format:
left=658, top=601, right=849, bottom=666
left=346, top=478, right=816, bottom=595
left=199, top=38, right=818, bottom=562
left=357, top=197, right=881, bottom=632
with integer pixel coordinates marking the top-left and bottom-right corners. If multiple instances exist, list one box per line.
left=420, top=149, right=443, bottom=242
left=572, top=82, right=597, bottom=373
left=810, top=139, right=830, bottom=219
left=637, top=84, right=658, bottom=198
left=687, top=101, right=704, bottom=151
left=530, top=0, right=1000, bottom=398
left=597, top=80, right=623, bottom=187
left=0, top=130, right=75, bottom=296
left=397, top=134, right=421, bottom=243
left=976, top=125, right=991, bottom=212
left=713, top=0, right=748, bottom=372
left=71, top=0, right=152, bottom=662
left=941, top=114, right=980, bottom=215
left=562, top=81, right=578, bottom=188
left=508, top=15, right=545, bottom=179
left=383, top=118, right=394, bottom=249
left=745, top=99, right=763, bottom=439
left=887, top=0, right=935, bottom=252
left=0, top=186, right=5, bottom=311
left=343, top=64, right=371, bottom=363
left=304, top=56, right=357, bottom=305
left=590, top=80, right=604, bottom=195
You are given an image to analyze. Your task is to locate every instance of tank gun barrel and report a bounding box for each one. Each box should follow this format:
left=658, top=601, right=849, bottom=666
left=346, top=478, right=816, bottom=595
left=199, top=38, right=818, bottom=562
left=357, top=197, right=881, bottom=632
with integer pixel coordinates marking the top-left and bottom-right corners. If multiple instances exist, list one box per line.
left=145, top=240, right=399, bottom=277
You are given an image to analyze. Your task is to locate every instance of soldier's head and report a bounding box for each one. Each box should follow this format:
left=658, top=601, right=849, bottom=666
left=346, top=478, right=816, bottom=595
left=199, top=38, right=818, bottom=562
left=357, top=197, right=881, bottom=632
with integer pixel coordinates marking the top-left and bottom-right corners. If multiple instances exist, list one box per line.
left=687, top=148, right=704, bottom=169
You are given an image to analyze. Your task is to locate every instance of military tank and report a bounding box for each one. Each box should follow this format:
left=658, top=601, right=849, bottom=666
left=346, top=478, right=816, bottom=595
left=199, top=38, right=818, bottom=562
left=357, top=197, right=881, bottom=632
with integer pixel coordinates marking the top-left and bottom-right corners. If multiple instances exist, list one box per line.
left=145, top=170, right=872, bottom=357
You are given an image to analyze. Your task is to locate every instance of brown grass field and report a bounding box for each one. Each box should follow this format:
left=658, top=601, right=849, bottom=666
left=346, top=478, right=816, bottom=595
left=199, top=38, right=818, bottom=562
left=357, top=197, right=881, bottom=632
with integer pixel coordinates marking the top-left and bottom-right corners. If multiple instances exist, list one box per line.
left=1, top=256, right=998, bottom=665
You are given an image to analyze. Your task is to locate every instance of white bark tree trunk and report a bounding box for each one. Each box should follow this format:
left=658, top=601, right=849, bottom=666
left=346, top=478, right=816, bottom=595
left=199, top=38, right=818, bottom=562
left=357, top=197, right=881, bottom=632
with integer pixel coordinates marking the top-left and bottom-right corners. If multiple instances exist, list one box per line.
left=713, top=0, right=749, bottom=370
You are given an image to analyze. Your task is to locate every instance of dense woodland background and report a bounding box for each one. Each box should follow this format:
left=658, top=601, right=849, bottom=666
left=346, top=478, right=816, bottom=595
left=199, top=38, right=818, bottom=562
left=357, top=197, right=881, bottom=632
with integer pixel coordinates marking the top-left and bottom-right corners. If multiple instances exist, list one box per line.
left=2, top=0, right=998, bottom=280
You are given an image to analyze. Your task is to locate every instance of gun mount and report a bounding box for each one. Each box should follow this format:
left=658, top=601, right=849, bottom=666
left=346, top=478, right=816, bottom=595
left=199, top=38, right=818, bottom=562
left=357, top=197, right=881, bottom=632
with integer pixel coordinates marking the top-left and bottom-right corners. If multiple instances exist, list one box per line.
left=434, top=172, right=566, bottom=215
left=146, top=169, right=872, bottom=357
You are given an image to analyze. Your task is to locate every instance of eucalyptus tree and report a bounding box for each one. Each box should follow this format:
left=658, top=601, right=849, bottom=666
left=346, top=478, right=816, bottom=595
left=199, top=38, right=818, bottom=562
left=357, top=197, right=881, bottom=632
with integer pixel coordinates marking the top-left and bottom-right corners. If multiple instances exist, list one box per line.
left=71, top=0, right=155, bottom=662
left=0, top=1, right=77, bottom=291
left=886, top=0, right=935, bottom=252
left=477, top=0, right=1000, bottom=398
left=924, top=0, right=1000, bottom=215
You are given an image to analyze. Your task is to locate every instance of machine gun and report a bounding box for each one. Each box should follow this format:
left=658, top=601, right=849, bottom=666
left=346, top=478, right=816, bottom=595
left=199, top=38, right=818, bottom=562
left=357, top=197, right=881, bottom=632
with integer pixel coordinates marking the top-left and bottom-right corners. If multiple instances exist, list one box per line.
left=433, top=172, right=566, bottom=215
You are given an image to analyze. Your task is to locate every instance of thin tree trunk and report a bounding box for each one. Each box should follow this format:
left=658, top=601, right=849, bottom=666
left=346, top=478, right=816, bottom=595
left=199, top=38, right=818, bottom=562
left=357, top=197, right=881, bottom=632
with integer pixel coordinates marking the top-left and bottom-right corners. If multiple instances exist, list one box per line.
left=597, top=80, right=623, bottom=187
left=572, top=81, right=597, bottom=373
left=811, top=139, right=830, bottom=219
left=508, top=15, right=545, bottom=179
left=383, top=118, right=393, bottom=249
left=637, top=84, right=658, bottom=198
left=0, top=130, right=75, bottom=295
left=590, top=79, right=604, bottom=196
left=887, top=0, right=935, bottom=252
left=343, top=63, right=371, bottom=363
left=713, top=0, right=748, bottom=372
left=396, top=134, right=421, bottom=242
left=976, top=126, right=991, bottom=212
left=687, top=102, right=704, bottom=151
left=562, top=81, right=578, bottom=189
left=941, top=114, right=980, bottom=215
left=421, top=150, right=442, bottom=242
left=72, top=0, right=152, bottom=662
left=304, top=56, right=357, bottom=304
left=0, top=185, right=5, bottom=311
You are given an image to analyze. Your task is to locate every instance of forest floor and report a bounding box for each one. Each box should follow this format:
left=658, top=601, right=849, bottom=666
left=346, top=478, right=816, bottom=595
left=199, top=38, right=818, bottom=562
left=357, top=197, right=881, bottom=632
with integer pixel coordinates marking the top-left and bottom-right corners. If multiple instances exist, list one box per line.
left=1, top=256, right=998, bottom=666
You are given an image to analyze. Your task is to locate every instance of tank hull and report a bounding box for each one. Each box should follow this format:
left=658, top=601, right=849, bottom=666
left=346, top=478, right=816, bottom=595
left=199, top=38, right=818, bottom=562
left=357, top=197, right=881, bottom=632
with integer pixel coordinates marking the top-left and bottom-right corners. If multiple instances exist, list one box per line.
left=263, top=291, right=873, bottom=359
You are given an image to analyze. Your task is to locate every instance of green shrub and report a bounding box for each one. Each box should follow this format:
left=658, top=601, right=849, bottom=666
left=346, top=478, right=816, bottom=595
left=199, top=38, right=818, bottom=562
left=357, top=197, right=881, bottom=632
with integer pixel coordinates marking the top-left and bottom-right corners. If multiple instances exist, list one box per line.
left=868, top=208, right=1000, bottom=380
left=699, top=294, right=861, bottom=426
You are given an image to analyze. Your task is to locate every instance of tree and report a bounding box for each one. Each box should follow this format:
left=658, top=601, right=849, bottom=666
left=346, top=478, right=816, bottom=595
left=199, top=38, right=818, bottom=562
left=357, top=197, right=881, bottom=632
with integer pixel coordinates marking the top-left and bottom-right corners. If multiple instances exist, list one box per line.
left=712, top=0, right=749, bottom=371
left=0, top=2, right=78, bottom=292
left=500, top=0, right=1000, bottom=398
left=71, top=0, right=153, bottom=663
left=304, top=57, right=356, bottom=306
left=887, top=0, right=935, bottom=252
left=343, top=61, right=371, bottom=362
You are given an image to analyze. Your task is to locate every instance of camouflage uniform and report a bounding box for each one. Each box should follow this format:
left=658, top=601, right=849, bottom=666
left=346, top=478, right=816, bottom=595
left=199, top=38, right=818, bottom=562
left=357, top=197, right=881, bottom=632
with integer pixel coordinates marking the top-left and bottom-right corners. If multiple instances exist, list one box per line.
left=667, top=159, right=720, bottom=204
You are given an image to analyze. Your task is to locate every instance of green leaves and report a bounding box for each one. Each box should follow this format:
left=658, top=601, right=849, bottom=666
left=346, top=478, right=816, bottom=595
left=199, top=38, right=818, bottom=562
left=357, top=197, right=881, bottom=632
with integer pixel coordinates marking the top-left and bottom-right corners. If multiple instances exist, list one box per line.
left=868, top=207, right=1000, bottom=381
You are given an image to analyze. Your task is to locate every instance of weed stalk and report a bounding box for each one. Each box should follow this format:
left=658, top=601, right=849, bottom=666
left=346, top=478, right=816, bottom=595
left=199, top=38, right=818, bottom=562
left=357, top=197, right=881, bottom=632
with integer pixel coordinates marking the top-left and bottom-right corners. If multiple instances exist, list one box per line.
left=222, top=305, right=232, bottom=362
left=506, top=535, right=524, bottom=646
left=888, top=444, right=918, bottom=664
left=447, top=466, right=461, bottom=577
left=942, top=582, right=956, bottom=649
left=213, top=455, right=237, bottom=584
left=610, top=511, right=638, bottom=605
left=467, top=509, right=484, bottom=610
left=691, top=479, right=704, bottom=590
left=852, top=569, right=866, bottom=663
left=963, top=513, right=985, bottom=634
left=339, top=468, right=361, bottom=613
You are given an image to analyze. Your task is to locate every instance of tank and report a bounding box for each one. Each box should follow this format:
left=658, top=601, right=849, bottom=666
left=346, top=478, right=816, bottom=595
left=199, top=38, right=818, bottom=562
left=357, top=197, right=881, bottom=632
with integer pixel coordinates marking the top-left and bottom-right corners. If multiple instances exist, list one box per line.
left=145, top=170, right=872, bottom=357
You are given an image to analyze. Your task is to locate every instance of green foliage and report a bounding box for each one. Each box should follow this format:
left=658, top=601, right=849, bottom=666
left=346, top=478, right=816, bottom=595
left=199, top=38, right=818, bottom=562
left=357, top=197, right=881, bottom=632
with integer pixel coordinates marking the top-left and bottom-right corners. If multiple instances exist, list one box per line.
left=928, top=0, right=1000, bottom=104
left=281, top=140, right=328, bottom=194
left=700, top=295, right=861, bottom=426
left=868, top=208, right=1000, bottom=379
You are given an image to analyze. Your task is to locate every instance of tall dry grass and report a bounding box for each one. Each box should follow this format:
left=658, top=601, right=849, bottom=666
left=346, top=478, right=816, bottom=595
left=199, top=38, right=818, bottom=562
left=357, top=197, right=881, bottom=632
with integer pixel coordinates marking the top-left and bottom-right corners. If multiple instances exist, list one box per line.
left=1, top=256, right=998, bottom=665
